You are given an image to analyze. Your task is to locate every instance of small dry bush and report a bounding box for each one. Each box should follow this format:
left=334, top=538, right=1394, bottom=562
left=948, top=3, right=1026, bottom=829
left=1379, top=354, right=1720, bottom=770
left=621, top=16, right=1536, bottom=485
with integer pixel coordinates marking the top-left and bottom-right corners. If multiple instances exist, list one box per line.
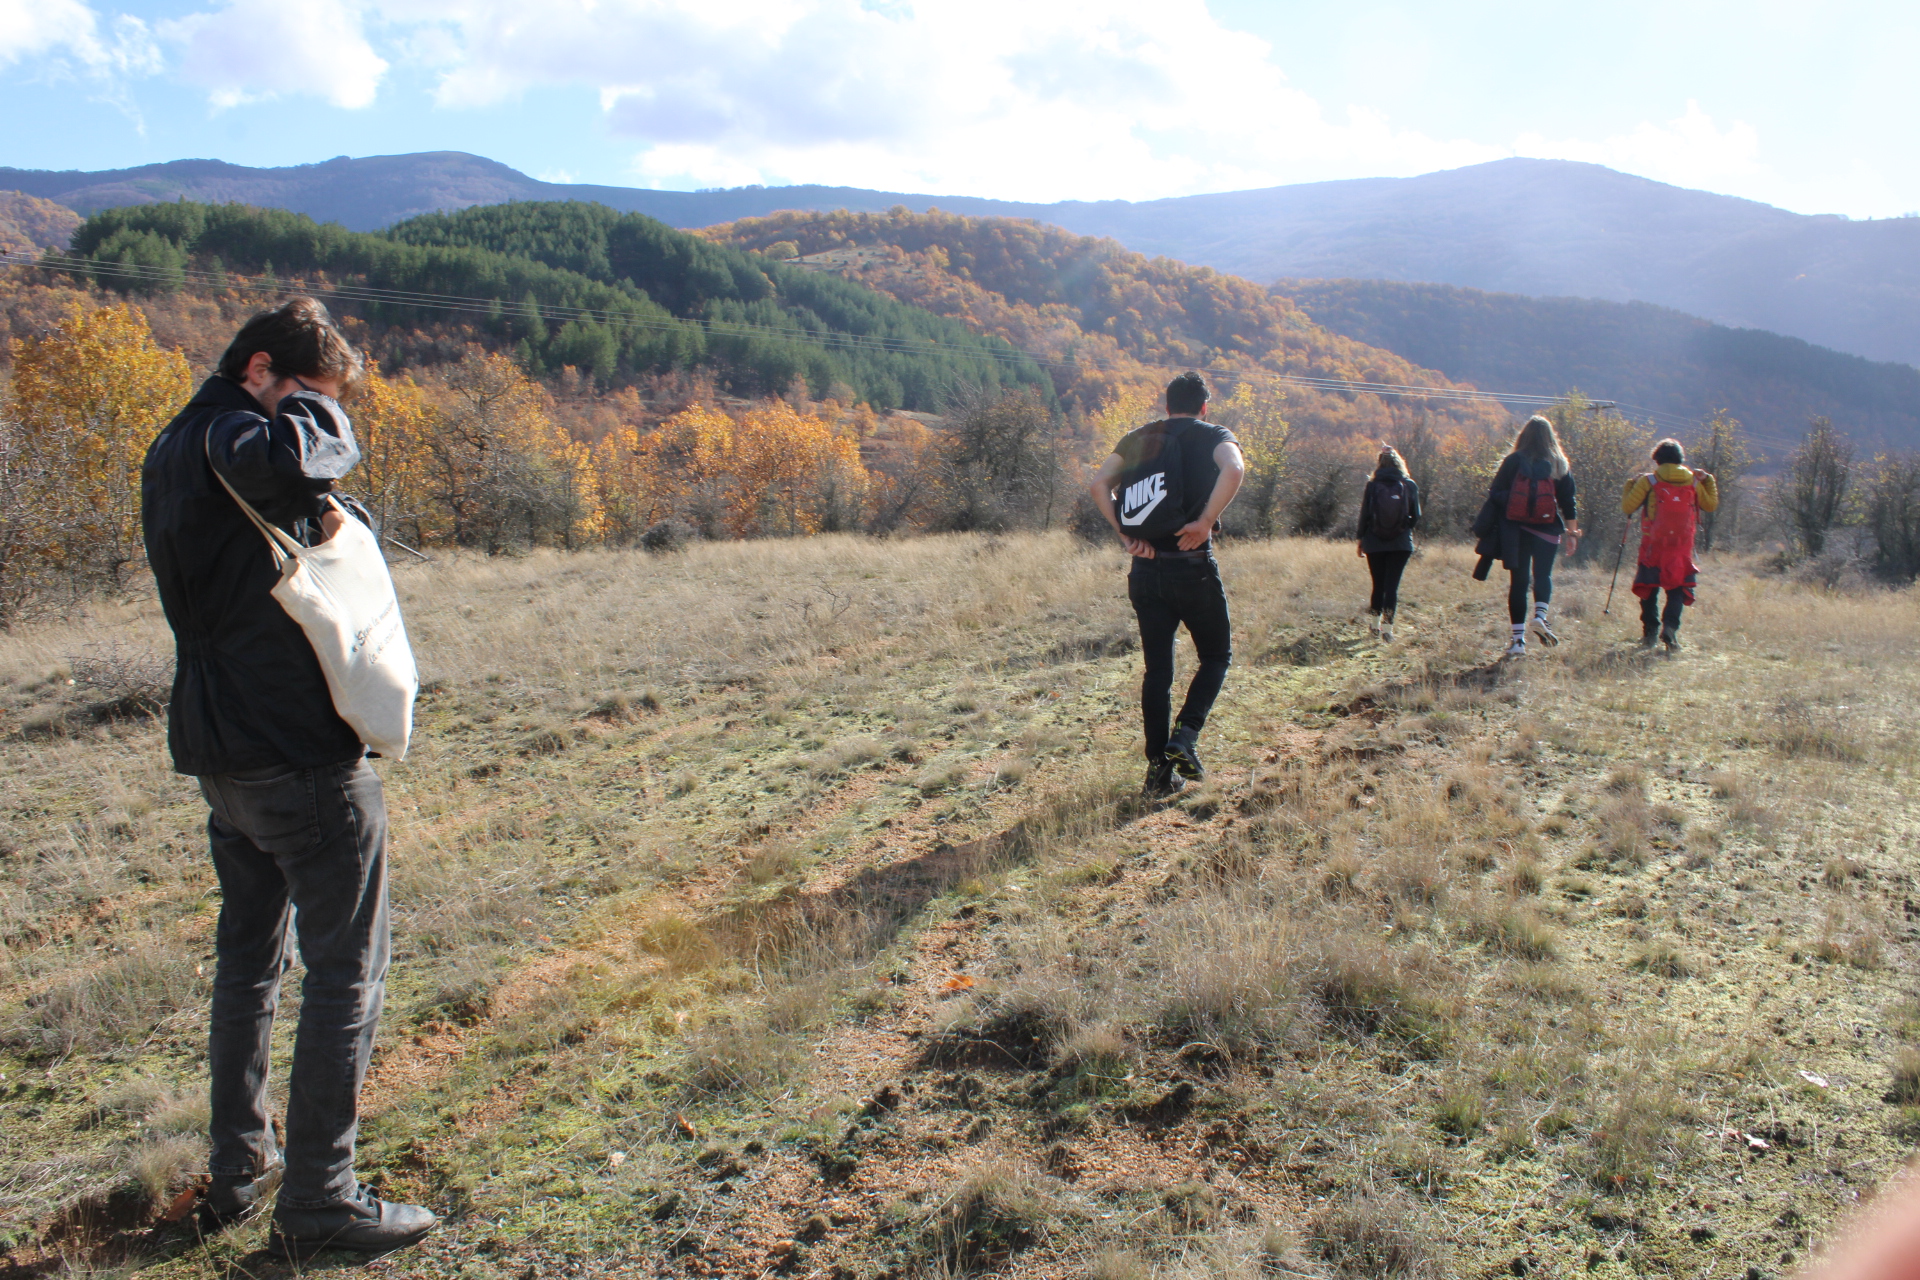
left=1772, top=698, right=1868, bottom=763
left=681, top=1016, right=799, bottom=1095
left=1584, top=1086, right=1688, bottom=1190
left=929, top=1163, right=1062, bottom=1271
left=1434, top=1086, right=1484, bottom=1139
left=1153, top=894, right=1304, bottom=1058
left=1309, top=937, right=1451, bottom=1057
left=1502, top=857, right=1544, bottom=896
left=1589, top=793, right=1653, bottom=867
left=805, top=735, right=886, bottom=778
left=1085, top=1250, right=1153, bottom=1280
left=1602, top=765, right=1647, bottom=796
left=1465, top=904, right=1558, bottom=961
left=1629, top=941, right=1695, bottom=979
left=1308, top=1195, right=1449, bottom=1279
left=4, top=946, right=203, bottom=1059
left=67, top=641, right=173, bottom=720
left=1052, top=1024, right=1136, bottom=1101
left=1890, top=1049, right=1920, bottom=1104
left=1813, top=902, right=1885, bottom=970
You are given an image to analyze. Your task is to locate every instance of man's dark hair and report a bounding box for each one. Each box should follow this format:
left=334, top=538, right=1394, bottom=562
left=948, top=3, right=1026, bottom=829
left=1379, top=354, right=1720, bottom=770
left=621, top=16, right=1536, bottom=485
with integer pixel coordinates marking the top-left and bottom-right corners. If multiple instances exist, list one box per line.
left=1652, top=438, right=1685, bottom=465
left=217, top=297, right=364, bottom=395
left=1166, top=371, right=1211, bottom=416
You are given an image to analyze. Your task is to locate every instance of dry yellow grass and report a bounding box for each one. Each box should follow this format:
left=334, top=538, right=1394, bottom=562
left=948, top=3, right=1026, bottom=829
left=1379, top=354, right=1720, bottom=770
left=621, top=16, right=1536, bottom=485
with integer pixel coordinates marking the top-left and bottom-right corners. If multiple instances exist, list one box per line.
left=0, top=533, right=1916, bottom=1279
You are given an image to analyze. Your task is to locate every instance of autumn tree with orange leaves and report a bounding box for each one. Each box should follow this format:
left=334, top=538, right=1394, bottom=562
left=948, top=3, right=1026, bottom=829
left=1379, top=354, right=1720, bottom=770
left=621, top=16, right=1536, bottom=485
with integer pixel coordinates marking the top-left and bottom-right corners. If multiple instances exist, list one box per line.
left=1, top=301, right=190, bottom=616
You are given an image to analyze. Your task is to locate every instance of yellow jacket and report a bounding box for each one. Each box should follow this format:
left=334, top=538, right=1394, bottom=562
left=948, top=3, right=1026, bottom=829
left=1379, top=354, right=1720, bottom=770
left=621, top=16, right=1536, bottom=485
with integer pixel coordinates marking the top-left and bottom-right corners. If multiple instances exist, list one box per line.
left=1622, top=463, right=1718, bottom=516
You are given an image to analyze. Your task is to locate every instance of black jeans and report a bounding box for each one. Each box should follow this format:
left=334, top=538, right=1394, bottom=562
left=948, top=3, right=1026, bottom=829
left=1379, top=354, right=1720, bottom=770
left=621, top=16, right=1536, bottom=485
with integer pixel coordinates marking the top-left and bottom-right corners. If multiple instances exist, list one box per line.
left=1366, top=551, right=1411, bottom=615
left=198, top=758, right=390, bottom=1209
left=1507, top=535, right=1558, bottom=623
left=1129, top=556, right=1233, bottom=761
left=1639, top=589, right=1686, bottom=633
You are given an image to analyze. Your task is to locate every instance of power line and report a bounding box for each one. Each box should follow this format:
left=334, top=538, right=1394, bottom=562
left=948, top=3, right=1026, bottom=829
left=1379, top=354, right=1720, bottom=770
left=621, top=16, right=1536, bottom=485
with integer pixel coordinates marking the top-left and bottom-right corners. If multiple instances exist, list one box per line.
left=4, top=248, right=1731, bottom=431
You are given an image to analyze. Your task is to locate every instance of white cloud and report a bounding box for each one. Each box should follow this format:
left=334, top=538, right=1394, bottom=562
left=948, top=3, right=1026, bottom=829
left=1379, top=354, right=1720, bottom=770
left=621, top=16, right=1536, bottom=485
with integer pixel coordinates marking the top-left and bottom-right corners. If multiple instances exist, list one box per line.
left=159, top=0, right=389, bottom=110
left=1514, top=101, right=1766, bottom=195
left=0, top=0, right=157, bottom=74
left=366, top=0, right=1504, bottom=200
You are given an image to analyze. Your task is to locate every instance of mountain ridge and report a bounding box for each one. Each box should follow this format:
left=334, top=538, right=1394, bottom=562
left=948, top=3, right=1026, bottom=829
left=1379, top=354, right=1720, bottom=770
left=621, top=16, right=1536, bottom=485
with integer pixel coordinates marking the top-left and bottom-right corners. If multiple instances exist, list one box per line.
left=6, top=151, right=1918, bottom=365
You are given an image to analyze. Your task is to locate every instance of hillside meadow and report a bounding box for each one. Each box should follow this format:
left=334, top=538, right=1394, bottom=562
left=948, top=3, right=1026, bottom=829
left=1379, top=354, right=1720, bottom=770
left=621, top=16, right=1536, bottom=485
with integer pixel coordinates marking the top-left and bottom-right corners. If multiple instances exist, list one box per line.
left=0, top=533, right=1916, bottom=1279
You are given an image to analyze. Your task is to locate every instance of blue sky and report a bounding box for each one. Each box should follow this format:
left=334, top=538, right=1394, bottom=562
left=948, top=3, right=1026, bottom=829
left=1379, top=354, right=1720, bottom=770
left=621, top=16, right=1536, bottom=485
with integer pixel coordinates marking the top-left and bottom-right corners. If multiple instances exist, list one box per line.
left=3, top=0, right=1915, bottom=217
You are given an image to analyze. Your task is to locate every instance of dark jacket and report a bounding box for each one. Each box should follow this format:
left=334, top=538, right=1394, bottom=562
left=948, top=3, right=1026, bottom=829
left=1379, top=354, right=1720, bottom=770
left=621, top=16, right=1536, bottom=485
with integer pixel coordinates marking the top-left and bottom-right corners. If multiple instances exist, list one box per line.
left=142, top=376, right=367, bottom=776
left=1474, top=453, right=1577, bottom=574
left=1356, top=474, right=1421, bottom=554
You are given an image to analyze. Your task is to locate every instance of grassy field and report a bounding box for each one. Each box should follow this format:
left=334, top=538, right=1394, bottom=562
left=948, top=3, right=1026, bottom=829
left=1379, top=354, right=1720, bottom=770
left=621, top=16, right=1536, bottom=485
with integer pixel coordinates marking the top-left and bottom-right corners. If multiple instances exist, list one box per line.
left=1, top=532, right=1916, bottom=1279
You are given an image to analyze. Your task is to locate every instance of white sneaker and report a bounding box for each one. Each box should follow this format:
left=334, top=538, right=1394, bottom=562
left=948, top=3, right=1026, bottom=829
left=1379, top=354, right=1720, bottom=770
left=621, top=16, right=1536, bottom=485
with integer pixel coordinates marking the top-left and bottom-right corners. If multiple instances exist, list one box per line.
left=1505, top=637, right=1527, bottom=657
left=1532, top=618, right=1559, bottom=646
left=1380, top=624, right=1394, bottom=642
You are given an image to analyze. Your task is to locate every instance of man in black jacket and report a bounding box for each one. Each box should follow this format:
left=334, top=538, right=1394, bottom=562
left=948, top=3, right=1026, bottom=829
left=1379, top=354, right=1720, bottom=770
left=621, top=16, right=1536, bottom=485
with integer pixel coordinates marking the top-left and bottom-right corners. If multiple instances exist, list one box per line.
left=142, top=298, right=435, bottom=1259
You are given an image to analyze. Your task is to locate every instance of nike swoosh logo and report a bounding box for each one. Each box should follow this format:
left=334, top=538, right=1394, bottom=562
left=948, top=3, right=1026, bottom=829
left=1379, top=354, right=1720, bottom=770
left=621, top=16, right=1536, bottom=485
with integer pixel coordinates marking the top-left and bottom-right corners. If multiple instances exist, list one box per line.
left=1120, top=491, right=1166, bottom=526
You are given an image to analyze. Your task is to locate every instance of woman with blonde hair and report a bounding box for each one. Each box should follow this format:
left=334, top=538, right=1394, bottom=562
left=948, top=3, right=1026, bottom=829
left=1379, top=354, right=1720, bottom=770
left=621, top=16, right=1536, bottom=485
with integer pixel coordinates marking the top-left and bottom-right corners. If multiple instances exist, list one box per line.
left=1479, top=415, right=1581, bottom=656
left=1354, top=445, right=1421, bottom=641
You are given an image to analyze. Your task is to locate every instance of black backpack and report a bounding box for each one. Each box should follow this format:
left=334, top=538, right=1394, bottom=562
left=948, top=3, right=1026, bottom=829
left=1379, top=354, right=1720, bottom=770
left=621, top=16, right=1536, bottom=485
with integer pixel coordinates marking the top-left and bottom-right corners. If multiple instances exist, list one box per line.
left=1370, top=478, right=1411, bottom=539
left=1111, top=419, right=1191, bottom=541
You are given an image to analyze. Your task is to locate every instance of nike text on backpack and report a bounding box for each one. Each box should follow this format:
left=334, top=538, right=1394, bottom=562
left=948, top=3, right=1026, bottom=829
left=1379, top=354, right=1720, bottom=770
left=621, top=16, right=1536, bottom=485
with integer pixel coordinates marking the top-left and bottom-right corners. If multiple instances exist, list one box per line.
left=1505, top=460, right=1558, bottom=523
left=1111, top=420, right=1190, bottom=542
left=1370, top=479, right=1412, bottom=539
left=207, top=433, right=418, bottom=759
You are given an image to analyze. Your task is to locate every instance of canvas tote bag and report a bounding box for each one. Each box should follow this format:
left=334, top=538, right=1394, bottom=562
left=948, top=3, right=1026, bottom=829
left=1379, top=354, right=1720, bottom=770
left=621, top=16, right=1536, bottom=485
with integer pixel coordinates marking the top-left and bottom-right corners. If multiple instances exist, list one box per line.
left=206, top=433, right=417, bottom=759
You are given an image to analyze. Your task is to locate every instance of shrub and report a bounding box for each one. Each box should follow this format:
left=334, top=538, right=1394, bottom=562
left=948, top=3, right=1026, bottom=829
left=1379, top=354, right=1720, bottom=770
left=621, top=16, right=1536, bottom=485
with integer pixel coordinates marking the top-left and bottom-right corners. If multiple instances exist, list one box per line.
left=1309, top=1195, right=1449, bottom=1279
left=929, top=1163, right=1057, bottom=1270
left=1891, top=1049, right=1920, bottom=1105
left=5, top=947, right=203, bottom=1059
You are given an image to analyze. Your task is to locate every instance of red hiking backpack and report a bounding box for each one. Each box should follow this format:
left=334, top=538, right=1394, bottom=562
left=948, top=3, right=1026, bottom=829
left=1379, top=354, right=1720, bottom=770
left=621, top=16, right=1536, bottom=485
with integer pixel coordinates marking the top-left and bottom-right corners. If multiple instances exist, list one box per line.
left=1505, top=459, right=1559, bottom=523
left=1641, top=475, right=1699, bottom=552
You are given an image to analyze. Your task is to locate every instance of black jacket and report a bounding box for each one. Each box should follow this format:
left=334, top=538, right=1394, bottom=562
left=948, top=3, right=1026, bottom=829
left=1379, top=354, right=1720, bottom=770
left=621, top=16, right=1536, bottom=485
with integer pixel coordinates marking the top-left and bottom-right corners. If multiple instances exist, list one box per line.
left=1474, top=454, right=1577, bottom=573
left=1356, top=475, right=1421, bottom=554
left=142, top=376, right=367, bottom=776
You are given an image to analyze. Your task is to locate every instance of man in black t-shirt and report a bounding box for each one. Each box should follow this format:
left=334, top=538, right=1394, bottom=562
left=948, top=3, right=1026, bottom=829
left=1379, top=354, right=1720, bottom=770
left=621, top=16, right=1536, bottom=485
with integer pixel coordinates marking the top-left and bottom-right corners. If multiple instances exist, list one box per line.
left=1090, top=371, right=1246, bottom=797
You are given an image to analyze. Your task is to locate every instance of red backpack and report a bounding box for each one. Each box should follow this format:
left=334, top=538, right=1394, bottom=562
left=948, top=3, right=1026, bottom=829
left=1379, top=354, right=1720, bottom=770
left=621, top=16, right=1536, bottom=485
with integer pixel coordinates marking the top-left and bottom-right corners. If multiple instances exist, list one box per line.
left=1505, top=459, right=1559, bottom=523
left=1641, top=475, right=1699, bottom=550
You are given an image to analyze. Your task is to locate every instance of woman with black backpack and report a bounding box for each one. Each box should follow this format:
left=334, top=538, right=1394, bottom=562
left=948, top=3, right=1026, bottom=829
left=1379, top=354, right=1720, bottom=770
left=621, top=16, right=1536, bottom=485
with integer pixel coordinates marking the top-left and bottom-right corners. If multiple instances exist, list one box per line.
left=1355, top=446, right=1421, bottom=642
left=1477, top=415, right=1581, bottom=657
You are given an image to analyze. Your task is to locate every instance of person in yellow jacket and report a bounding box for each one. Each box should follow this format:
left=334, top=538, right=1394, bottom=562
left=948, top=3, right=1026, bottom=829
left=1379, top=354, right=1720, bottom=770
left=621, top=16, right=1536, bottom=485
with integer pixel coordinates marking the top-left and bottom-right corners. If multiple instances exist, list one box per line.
left=1621, top=439, right=1718, bottom=651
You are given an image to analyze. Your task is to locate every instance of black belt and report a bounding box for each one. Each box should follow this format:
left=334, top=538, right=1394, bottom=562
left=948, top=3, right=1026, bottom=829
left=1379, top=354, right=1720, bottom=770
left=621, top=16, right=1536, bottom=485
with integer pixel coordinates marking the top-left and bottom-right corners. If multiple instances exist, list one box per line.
left=1135, top=548, right=1214, bottom=561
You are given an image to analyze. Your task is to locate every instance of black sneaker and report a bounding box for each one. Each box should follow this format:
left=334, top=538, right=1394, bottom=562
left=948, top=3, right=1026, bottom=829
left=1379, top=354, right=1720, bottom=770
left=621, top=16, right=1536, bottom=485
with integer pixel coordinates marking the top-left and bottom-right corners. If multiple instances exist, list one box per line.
left=1164, top=725, right=1205, bottom=782
left=1660, top=626, right=1681, bottom=652
left=1143, top=758, right=1184, bottom=799
left=269, top=1187, right=437, bottom=1260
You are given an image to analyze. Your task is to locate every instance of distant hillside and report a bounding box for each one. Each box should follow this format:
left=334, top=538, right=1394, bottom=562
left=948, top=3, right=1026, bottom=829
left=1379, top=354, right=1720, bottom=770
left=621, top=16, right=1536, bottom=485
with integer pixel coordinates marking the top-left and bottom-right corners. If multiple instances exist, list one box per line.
left=63, top=201, right=1050, bottom=410
left=700, top=209, right=1507, bottom=437
left=1281, top=279, right=1920, bottom=454
left=0, top=192, right=80, bottom=256
left=8, top=152, right=1919, bottom=366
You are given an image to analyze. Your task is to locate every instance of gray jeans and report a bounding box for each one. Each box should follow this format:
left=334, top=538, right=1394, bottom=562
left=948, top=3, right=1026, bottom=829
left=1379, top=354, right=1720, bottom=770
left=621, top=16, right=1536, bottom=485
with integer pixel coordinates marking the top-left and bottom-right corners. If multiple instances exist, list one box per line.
left=198, top=758, right=389, bottom=1209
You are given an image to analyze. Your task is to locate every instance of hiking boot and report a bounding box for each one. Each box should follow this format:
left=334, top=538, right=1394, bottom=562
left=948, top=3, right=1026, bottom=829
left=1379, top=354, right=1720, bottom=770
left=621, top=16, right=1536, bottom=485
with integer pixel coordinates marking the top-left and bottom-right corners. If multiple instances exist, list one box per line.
left=1660, top=626, right=1681, bottom=653
left=203, top=1162, right=282, bottom=1228
left=1531, top=618, right=1559, bottom=646
left=1164, top=725, right=1205, bottom=782
left=1380, top=609, right=1395, bottom=643
left=1142, top=757, right=1184, bottom=799
left=269, top=1187, right=437, bottom=1260
left=1638, top=627, right=1659, bottom=649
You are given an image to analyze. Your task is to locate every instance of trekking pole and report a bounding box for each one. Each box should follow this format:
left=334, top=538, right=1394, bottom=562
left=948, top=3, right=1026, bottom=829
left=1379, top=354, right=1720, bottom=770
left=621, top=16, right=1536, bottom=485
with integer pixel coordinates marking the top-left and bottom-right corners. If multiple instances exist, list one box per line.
left=384, top=534, right=432, bottom=562
left=1602, top=518, right=1631, bottom=615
